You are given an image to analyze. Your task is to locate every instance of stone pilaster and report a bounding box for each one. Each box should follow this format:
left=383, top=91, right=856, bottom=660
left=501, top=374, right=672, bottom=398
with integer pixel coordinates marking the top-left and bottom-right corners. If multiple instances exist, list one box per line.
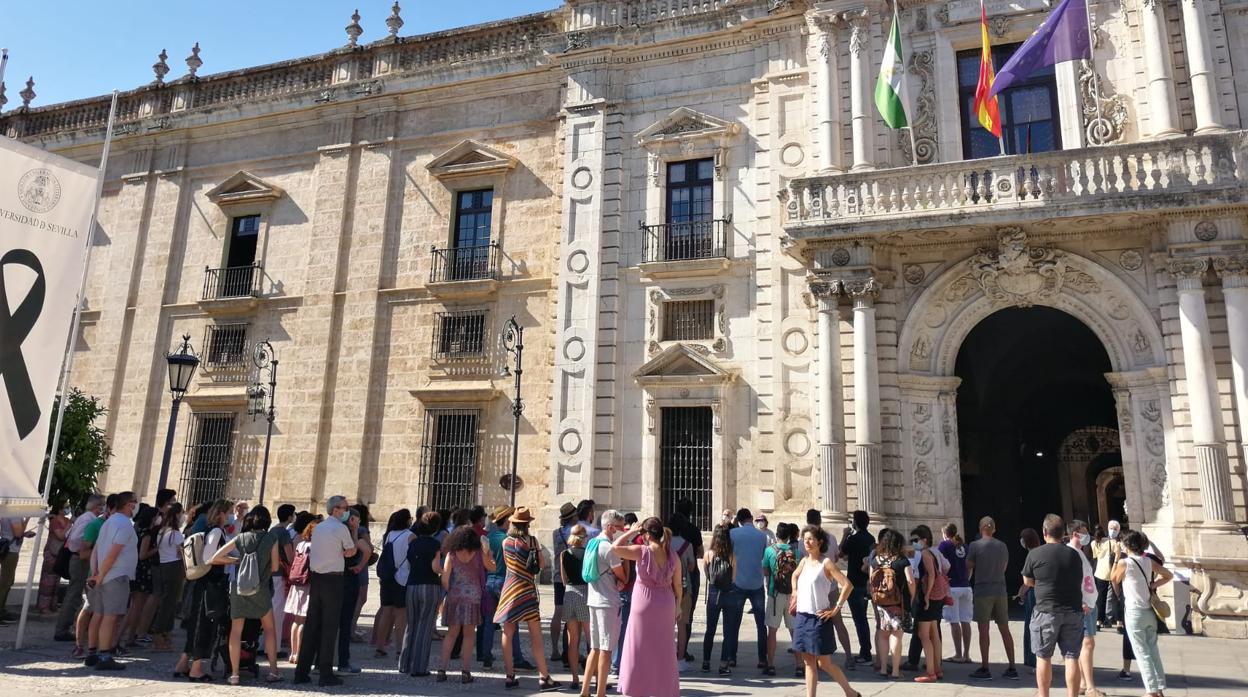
left=812, top=15, right=843, bottom=173
left=1140, top=0, right=1182, bottom=138
left=1166, top=257, right=1234, bottom=526
left=848, top=277, right=883, bottom=516
left=1178, top=0, right=1226, bottom=134
left=809, top=279, right=847, bottom=523
left=845, top=8, right=874, bottom=172
left=1213, top=254, right=1248, bottom=453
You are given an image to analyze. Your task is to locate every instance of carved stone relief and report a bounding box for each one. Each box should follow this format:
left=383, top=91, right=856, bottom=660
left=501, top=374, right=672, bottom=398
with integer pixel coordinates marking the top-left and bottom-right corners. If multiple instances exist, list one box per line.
left=967, top=228, right=1100, bottom=307
left=1079, top=61, right=1128, bottom=145
left=898, top=51, right=938, bottom=165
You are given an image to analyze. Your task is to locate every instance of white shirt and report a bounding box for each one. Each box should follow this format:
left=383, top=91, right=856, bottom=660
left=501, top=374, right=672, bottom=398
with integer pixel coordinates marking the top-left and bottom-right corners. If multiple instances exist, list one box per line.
left=796, top=558, right=833, bottom=614
left=586, top=533, right=623, bottom=609
left=94, top=513, right=138, bottom=582
left=66, top=511, right=97, bottom=553
left=157, top=528, right=185, bottom=564
left=387, top=529, right=415, bottom=586
left=1120, top=554, right=1154, bottom=611
left=310, top=516, right=355, bottom=574
left=1074, top=545, right=1098, bottom=609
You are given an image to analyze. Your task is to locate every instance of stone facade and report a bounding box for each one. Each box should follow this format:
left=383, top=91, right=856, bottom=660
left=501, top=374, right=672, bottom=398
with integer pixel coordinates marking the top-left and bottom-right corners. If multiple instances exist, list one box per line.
left=4, top=0, right=1248, bottom=636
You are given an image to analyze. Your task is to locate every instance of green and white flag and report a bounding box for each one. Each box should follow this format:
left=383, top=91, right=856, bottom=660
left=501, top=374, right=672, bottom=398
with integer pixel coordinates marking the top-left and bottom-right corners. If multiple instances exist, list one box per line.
left=874, top=2, right=911, bottom=129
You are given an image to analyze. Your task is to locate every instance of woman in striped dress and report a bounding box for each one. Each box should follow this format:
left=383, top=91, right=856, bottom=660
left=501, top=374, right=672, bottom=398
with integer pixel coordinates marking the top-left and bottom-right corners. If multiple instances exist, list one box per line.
left=494, top=507, right=561, bottom=691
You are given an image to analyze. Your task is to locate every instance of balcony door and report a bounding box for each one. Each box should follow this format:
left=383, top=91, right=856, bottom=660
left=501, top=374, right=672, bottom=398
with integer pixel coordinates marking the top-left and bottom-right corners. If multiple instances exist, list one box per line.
left=958, top=43, right=1061, bottom=160
left=665, top=159, right=713, bottom=260
left=451, top=189, right=493, bottom=281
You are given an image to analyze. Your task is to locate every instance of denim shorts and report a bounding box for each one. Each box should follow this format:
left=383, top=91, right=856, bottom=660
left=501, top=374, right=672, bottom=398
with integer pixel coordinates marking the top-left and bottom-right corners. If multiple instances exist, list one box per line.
left=1030, top=610, right=1084, bottom=659
left=1082, top=608, right=1097, bottom=637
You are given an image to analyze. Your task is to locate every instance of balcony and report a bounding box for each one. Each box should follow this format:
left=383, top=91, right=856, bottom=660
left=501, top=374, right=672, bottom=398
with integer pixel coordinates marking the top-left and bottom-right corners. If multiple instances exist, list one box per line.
left=428, top=242, right=500, bottom=298
left=782, top=132, right=1248, bottom=239
left=639, top=217, right=732, bottom=279
left=199, top=264, right=264, bottom=315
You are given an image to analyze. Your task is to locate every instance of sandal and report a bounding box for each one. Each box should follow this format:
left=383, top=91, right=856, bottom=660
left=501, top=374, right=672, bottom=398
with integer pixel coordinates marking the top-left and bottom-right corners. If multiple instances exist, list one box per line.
left=266, top=672, right=283, bottom=683
left=227, top=675, right=241, bottom=686
left=505, top=675, right=520, bottom=689
left=763, top=665, right=776, bottom=676
left=539, top=676, right=563, bottom=692
left=436, top=670, right=447, bottom=682
left=462, top=671, right=474, bottom=684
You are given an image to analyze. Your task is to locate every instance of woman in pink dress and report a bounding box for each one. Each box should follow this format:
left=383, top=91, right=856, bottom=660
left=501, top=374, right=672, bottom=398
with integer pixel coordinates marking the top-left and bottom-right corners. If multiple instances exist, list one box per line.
left=613, top=517, right=682, bottom=697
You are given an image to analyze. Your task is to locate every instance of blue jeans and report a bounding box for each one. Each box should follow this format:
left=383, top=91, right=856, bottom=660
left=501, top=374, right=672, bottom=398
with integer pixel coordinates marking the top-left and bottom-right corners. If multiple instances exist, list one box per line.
left=722, top=585, right=767, bottom=665
left=847, top=584, right=872, bottom=658
left=702, top=585, right=724, bottom=664
left=1022, top=587, right=1037, bottom=668
left=611, top=592, right=631, bottom=672
left=477, top=577, right=523, bottom=663
left=1125, top=607, right=1166, bottom=694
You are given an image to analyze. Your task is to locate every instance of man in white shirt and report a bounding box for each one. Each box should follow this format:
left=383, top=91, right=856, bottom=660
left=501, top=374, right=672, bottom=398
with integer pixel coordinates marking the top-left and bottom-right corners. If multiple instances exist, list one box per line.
left=87, top=491, right=138, bottom=671
left=54, top=494, right=103, bottom=640
left=294, top=495, right=356, bottom=687
left=1067, top=520, right=1105, bottom=697
left=0, top=516, right=35, bottom=624
left=584, top=510, right=628, bottom=697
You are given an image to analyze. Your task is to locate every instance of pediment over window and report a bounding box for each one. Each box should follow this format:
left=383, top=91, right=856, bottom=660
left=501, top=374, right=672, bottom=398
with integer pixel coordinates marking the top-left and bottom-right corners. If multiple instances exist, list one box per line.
left=205, top=171, right=284, bottom=206
left=634, top=343, right=735, bottom=387
left=635, top=107, right=740, bottom=147
left=426, top=139, right=518, bottom=179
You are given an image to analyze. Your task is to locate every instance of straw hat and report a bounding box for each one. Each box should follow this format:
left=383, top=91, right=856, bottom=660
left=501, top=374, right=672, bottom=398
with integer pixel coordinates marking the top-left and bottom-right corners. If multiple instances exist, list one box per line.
left=511, top=506, right=535, bottom=524
left=558, top=502, right=577, bottom=523
left=491, top=506, right=514, bottom=526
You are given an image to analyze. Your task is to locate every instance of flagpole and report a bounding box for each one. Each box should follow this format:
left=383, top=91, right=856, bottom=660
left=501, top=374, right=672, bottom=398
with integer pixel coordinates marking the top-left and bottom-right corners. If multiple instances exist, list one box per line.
left=14, top=90, right=119, bottom=651
left=907, top=126, right=920, bottom=167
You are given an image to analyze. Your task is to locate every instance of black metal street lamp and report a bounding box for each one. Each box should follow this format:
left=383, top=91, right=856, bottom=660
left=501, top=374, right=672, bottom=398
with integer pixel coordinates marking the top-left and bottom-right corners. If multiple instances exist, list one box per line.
left=501, top=317, right=524, bottom=509
left=157, top=334, right=200, bottom=493
left=247, top=340, right=279, bottom=505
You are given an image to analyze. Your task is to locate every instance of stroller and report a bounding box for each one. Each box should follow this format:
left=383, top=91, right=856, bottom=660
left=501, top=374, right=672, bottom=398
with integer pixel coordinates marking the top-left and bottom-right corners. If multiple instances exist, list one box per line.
left=212, top=617, right=262, bottom=678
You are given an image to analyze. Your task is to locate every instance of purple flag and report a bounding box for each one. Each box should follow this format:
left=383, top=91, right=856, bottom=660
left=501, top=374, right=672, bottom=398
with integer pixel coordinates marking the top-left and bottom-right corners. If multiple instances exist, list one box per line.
left=989, top=0, right=1091, bottom=98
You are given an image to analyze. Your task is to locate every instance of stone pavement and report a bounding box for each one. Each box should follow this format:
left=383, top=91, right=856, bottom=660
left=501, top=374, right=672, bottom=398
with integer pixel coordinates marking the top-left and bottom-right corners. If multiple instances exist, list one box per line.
left=2, top=581, right=1245, bottom=696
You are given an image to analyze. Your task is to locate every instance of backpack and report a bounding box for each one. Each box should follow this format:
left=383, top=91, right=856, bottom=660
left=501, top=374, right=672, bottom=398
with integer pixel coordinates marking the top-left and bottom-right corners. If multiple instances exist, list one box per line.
left=182, top=531, right=212, bottom=580
left=675, top=540, right=692, bottom=591
left=235, top=534, right=263, bottom=597
left=287, top=542, right=311, bottom=586
left=869, top=556, right=904, bottom=607
left=771, top=544, right=799, bottom=596
left=581, top=537, right=604, bottom=583
left=377, top=536, right=397, bottom=584
left=708, top=553, right=734, bottom=592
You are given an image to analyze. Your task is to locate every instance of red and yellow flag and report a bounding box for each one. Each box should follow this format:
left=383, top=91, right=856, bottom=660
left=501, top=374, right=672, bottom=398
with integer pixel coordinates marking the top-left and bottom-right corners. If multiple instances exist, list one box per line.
left=973, top=0, right=1002, bottom=137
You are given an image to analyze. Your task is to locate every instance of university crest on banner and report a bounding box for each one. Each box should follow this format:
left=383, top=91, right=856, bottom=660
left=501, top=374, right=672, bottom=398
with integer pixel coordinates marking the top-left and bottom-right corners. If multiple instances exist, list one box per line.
left=0, top=137, right=98, bottom=516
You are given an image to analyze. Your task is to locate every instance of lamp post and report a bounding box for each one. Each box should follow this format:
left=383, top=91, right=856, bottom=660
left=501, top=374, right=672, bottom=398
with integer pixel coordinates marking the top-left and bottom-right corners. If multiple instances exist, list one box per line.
left=501, top=317, right=524, bottom=508
left=157, top=334, right=200, bottom=493
left=247, top=340, right=278, bottom=505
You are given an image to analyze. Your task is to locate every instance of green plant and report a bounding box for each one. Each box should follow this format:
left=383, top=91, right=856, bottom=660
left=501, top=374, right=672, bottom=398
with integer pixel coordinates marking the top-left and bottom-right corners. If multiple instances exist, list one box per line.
left=39, top=388, right=113, bottom=510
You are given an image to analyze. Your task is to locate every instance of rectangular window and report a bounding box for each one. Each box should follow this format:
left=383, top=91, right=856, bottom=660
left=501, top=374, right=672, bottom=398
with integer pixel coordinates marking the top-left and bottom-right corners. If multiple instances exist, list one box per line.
left=660, top=406, right=713, bottom=531
left=663, top=159, right=715, bottom=260
left=957, top=43, right=1061, bottom=160
left=434, top=310, right=487, bottom=358
left=179, top=412, right=236, bottom=506
left=662, top=299, right=715, bottom=341
left=419, top=409, right=480, bottom=511
left=227, top=214, right=260, bottom=268
left=448, top=189, right=494, bottom=281
left=203, top=323, right=249, bottom=381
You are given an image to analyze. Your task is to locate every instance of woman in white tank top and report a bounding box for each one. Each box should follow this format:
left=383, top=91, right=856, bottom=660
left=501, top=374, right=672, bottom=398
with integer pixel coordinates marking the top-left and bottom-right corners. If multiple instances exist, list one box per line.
left=789, top=525, right=861, bottom=697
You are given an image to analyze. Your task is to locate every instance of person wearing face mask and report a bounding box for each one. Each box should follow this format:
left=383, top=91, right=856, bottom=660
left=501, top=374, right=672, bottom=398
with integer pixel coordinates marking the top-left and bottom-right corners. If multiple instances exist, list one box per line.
left=1067, top=520, right=1105, bottom=697
left=151, top=502, right=185, bottom=651
left=36, top=500, right=72, bottom=614
left=837, top=510, right=875, bottom=667
left=55, top=494, right=104, bottom=642
left=293, top=495, right=357, bottom=687
left=583, top=510, right=628, bottom=697
left=909, top=525, right=946, bottom=683
left=1095, top=521, right=1122, bottom=628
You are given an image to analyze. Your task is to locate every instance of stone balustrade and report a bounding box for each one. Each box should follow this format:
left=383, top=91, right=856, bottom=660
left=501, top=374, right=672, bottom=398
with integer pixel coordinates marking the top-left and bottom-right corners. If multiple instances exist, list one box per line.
left=784, top=132, right=1248, bottom=235
left=571, top=0, right=733, bottom=28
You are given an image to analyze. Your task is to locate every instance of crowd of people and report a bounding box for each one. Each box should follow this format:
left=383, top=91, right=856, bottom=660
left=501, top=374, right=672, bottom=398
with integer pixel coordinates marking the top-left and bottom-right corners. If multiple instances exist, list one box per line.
left=0, top=492, right=1176, bottom=697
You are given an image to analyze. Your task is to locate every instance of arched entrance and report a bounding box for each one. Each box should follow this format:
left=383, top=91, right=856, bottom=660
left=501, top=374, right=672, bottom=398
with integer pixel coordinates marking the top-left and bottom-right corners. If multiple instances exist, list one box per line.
left=955, top=307, right=1116, bottom=586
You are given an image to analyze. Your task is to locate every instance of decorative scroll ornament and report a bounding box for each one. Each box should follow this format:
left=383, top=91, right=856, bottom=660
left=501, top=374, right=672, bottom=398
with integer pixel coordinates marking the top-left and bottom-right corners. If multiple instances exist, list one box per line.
left=1079, top=61, right=1127, bottom=145
left=970, top=228, right=1092, bottom=307
left=898, top=51, right=938, bottom=164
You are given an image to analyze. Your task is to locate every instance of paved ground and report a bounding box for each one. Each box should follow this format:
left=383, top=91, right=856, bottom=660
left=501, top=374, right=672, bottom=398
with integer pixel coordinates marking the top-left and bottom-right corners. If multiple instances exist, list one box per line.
left=2, top=580, right=1246, bottom=696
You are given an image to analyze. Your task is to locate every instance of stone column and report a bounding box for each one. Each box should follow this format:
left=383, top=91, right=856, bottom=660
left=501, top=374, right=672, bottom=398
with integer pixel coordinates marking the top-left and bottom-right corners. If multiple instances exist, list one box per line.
left=1140, top=0, right=1182, bottom=138
left=845, top=9, right=874, bottom=171
left=1214, top=254, right=1248, bottom=452
left=848, top=278, right=883, bottom=515
left=814, top=17, right=843, bottom=172
left=1179, top=0, right=1226, bottom=133
left=1167, top=258, right=1235, bottom=525
left=810, top=280, right=847, bottom=523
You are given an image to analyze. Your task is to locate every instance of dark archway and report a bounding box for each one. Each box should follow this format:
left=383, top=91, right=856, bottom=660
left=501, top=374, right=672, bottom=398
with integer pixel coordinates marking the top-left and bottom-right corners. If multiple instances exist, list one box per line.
left=955, top=306, right=1116, bottom=592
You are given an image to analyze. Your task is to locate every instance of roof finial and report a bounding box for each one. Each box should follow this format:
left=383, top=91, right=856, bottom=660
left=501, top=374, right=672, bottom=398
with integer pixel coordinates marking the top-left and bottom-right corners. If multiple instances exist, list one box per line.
left=153, top=49, right=170, bottom=85
left=345, top=9, right=364, bottom=47
left=20, top=76, right=35, bottom=108
left=186, top=42, right=203, bottom=77
left=386, top=2, right=404, bottom=38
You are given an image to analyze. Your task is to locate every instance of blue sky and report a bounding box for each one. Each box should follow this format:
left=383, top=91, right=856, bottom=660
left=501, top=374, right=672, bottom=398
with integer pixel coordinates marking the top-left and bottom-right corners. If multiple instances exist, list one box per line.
left=2, top=1, right=560, bottom=107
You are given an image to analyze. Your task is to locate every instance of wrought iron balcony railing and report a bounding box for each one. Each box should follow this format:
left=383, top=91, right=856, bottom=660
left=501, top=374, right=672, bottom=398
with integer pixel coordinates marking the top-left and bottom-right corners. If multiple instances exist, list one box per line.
left=641, top=218, right=730, bottom=263
left=430, top=242, right=500, bottom=283
left=782, top=132, right=1248, bottom=233
left=202, top=264, right=263, bottom=301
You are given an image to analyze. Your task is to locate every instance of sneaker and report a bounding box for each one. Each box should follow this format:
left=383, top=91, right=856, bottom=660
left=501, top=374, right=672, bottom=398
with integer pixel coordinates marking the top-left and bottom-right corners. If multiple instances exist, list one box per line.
left=701, top=661, right=710, bottom=673
left=970, top=667, right=992, bottom=680
left=854, top=654, right=873, bottom=664
left=84, top=654, right=99, bottom=667
left=718, top=665, right=731, bottom=676
left=1003, top=667, right=1020, bottom=681
left=135, top=635, right=153, bottom=644
left=483, top=658, right=494, bottom=670
left=339, top=664, right=362, bottom=674
left=1117, top=670, right=1131, bottom=681
left=95, top=658, right=125, bottom=671
left=677, top=660, right=690, bottom=673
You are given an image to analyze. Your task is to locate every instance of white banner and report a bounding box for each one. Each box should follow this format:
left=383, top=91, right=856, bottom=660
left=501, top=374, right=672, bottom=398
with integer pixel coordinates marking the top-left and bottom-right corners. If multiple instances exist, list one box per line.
left=0, top=137, right=97, bottom=516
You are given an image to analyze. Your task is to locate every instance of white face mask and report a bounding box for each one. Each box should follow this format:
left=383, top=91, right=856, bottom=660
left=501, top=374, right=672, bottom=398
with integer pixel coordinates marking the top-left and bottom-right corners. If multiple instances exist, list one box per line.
left=1078, top=533, right=1091, bottom=547
left=1108, top=529, right=1119, bottom=539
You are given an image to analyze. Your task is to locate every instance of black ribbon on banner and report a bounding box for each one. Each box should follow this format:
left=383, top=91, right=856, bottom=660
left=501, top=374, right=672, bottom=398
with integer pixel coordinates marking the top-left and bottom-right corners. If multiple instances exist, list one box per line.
left=0, top=249, right=46, bottom=440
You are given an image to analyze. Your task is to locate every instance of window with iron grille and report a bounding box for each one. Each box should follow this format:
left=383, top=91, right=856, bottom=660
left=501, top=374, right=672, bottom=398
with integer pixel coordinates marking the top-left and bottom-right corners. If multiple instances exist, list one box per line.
left=179, top=412, right=236, bottom=506
left=662, top=299, right=715, bottom=341
left=433, top=310, right=487, bottom=359
left=418, top=409, right=480, bottom=511
left=203, top=324, right=249, bottom=380
left=660, top=406, right=713, bottom=531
